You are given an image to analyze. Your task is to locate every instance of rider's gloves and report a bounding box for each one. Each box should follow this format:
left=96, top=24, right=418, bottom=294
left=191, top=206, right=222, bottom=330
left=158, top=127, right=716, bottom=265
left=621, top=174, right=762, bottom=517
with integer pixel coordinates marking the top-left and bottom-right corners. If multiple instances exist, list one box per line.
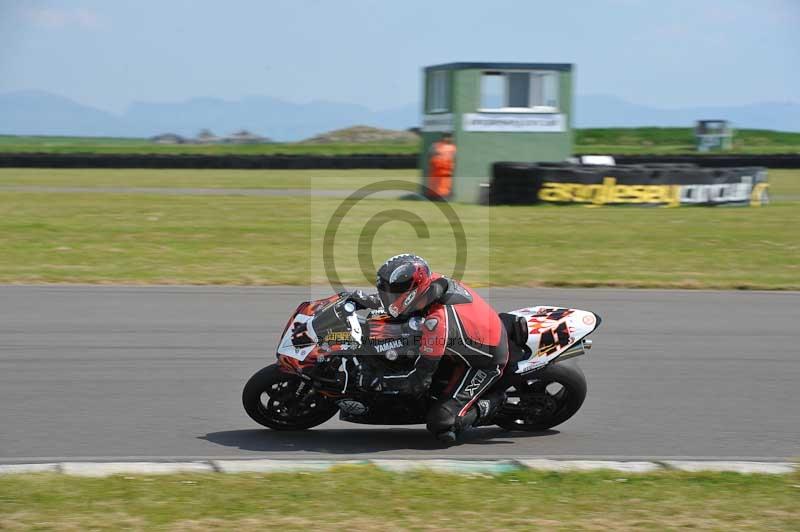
left=340, top=290, right=382, bottom=310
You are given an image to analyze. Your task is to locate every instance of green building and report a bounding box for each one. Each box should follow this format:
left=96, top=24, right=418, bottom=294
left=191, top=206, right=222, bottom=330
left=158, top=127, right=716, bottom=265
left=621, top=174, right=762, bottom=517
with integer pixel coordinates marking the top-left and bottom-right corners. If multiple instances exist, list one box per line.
left=420, top=62, right=574, bottom=202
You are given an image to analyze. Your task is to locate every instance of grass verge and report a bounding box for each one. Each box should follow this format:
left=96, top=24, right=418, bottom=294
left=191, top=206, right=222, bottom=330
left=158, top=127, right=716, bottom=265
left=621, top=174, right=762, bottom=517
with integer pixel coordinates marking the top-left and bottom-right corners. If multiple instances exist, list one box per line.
left=0, top=168, right=418, bottom=190
left=0, top=168, right=797, bottom=196
left=1, top=467, right=798, bottom=530
left=0, top=170, right=797, bottom=288
left=0, top=135, right=420, bottom=155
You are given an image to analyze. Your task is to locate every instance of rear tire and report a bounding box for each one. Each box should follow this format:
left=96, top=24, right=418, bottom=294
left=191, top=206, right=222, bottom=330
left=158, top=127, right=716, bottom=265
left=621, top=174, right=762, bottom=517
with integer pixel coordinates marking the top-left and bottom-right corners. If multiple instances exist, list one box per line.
left=494, top=362, right=587, bottom=431
left=242, top=364, right=338, bottom=430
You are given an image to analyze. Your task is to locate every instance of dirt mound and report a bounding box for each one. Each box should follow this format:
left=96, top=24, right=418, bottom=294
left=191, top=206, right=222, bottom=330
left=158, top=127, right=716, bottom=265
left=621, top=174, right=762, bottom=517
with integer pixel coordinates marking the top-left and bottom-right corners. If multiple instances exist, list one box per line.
left=303, top=125, right=418, bottom=144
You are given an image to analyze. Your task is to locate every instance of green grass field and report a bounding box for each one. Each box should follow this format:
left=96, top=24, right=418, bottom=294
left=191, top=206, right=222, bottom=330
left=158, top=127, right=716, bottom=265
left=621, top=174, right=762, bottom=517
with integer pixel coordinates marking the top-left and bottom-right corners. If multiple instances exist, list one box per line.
left=1, top=467, right=798, bottom=530
left=0, top=168, right=418, bottom=190
left=1, top=167, right=798, bottom=195
left=0, top=169, right=797, bottom=288
left=1, top=127, right=798, bottom=155
left=0, top=135, right=419, bottom=155
left=574, top=127, right=800, bottom=154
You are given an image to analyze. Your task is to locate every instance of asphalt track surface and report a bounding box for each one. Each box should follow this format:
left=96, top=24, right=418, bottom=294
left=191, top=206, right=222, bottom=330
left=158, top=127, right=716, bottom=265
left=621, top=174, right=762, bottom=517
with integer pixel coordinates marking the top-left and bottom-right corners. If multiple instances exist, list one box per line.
left=1, top=285, right=798, bottom=463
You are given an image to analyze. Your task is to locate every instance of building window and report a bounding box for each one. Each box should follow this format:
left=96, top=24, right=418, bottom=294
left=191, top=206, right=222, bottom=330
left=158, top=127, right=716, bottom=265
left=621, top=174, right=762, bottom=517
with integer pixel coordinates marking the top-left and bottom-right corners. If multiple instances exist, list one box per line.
left=479, top=71, right=559, bottom=112
left=427, top=70, right=449, bottom=113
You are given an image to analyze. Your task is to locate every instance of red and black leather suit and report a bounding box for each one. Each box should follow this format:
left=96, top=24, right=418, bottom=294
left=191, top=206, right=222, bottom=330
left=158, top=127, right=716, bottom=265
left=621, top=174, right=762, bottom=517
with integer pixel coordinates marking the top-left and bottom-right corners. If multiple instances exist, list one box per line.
left=354, top=274, right=509, bottom=437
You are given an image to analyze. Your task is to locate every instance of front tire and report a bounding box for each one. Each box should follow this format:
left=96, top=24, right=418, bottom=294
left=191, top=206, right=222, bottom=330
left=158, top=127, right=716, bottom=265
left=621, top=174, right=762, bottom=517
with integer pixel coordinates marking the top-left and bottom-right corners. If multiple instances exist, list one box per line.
left=242, top=364, right=338, bottom=430
left=494, top=362, right=587, bottom=431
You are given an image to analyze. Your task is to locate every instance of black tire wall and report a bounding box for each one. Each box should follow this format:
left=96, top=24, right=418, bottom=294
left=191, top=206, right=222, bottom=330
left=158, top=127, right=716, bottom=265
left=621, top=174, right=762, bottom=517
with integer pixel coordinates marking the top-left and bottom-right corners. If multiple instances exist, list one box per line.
left=490, top=162, right=769, bottom=205
left=0, top=152, right=798, bottom=169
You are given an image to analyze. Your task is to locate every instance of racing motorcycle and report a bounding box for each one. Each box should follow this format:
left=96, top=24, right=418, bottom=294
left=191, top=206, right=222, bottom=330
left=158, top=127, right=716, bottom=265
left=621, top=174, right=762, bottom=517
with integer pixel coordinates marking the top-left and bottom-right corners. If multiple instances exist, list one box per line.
left=243, top=293, right=600, bottom=435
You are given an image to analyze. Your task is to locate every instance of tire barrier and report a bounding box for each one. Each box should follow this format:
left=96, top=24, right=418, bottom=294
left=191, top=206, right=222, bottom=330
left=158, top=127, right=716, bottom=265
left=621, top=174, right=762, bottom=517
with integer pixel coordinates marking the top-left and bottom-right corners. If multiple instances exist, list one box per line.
left=0, top=152, right=798, bottom=170
left=489, top=162, right=769, bottom=207
left=604, top=153, right=800, bottom=169
left=0, top=153, right=419, bottom=170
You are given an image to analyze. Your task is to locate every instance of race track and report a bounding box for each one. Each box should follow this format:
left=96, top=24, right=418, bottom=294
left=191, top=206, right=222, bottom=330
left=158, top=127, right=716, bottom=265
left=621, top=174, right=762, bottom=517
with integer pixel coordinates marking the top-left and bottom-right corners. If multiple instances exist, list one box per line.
left=1, top=285, right=798, bottom=463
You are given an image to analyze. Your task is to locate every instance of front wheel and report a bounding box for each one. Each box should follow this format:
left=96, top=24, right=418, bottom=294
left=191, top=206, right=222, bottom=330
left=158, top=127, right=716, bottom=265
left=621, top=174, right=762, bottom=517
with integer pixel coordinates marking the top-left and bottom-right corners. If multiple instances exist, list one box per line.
left=494, top=362, right=587, bottom=431
left=242, top=364, right=338, bottom=430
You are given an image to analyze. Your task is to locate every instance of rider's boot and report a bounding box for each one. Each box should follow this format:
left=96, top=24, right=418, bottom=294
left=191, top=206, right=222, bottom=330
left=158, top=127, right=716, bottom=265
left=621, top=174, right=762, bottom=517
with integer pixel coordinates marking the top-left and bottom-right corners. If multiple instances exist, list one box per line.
left=434, top=390, right=507, bottom=443
left=435, top=430, right=458, bottom=445
left=473, top=389, right=507, bottom=427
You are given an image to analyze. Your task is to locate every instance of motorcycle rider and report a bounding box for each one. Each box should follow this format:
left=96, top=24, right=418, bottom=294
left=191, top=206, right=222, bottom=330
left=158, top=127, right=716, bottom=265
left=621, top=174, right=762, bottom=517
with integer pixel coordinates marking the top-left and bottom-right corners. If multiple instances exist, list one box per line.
left=348, top=254, right=509, bottom=443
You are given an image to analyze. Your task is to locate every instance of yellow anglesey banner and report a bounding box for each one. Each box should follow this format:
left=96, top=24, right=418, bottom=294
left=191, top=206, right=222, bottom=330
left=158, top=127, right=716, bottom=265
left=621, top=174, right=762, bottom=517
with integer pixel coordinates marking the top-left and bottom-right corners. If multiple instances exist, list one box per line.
left=537, top=176, right=769, bottom=207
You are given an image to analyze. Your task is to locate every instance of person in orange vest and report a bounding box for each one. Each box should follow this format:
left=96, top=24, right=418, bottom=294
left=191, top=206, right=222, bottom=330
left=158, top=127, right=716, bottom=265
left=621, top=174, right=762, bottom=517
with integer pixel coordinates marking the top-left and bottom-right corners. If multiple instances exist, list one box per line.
left=427, top=133, right=456, bottom=200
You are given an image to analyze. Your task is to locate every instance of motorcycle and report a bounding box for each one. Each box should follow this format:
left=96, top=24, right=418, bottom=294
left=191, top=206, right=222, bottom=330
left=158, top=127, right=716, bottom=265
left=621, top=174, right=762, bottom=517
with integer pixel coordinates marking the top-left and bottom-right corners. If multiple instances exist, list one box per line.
left=243, top=293, right=600, bottom=435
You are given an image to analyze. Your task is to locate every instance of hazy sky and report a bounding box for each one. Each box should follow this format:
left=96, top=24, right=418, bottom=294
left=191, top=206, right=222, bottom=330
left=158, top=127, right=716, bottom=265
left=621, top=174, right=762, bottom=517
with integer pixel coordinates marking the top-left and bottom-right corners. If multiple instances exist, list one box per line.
left=0, top=0, right=797, bottom=112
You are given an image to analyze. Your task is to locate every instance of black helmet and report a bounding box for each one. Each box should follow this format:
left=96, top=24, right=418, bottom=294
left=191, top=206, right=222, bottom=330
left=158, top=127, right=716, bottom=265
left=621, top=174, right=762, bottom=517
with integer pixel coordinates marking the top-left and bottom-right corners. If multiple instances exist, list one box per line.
left=376, top=254, right=433, bottom=318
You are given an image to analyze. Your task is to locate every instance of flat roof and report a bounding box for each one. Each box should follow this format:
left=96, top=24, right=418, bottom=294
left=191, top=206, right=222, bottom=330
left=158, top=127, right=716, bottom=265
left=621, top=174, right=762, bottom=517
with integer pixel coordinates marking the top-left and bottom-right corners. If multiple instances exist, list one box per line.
left=425, top=62, right=573, bottom=72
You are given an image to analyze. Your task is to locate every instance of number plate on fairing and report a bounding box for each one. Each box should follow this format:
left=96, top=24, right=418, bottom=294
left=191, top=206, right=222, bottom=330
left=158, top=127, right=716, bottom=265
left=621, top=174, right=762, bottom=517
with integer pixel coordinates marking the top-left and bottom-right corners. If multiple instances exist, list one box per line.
left=277, top=314, right=316, bottom=361
left=507, top=306, right=599, bottom=371
left=277, top=313, right=361, bottom=361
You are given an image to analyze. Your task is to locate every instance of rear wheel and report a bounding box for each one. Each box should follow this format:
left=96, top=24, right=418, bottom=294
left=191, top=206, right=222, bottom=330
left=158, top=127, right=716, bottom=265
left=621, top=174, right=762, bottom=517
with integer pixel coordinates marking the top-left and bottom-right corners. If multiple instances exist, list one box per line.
left=494, top=362, right=587, bottom=431
left=242, top=364, right=338, bottom=430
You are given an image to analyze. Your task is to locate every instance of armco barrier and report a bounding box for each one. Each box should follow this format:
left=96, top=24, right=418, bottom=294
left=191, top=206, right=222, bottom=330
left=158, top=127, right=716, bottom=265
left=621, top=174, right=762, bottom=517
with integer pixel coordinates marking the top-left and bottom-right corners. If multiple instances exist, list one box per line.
left=0, top=153, right=419, bottom=170
left=490, top=162, right=769, bottom=206
left=0, top=152, right=798, bottom=169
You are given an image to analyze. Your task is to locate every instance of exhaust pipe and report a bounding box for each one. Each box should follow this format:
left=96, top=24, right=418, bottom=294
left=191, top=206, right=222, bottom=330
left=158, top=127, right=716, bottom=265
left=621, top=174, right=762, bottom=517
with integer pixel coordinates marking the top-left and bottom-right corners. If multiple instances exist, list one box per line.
left=557, top=338, right=592, bottom=362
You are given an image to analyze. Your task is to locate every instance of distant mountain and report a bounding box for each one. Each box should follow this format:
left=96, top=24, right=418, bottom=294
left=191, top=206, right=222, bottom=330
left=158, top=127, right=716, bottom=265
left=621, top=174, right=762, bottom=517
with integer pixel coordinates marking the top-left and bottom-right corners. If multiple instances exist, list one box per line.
left=575, top=94, right=800, bottom=131
left=0, top=90, right=418, bottom=141
left=122, top=96, right=414, bottom=140
left=0, top=90, right=797, bottom=139
left=0, top=90, right=127, bottom=136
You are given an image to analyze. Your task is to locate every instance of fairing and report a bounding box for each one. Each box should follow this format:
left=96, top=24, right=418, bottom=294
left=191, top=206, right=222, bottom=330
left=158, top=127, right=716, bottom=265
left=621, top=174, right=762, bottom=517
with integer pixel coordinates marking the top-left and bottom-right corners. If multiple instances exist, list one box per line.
left=507, top=306, right=600, bottom=373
